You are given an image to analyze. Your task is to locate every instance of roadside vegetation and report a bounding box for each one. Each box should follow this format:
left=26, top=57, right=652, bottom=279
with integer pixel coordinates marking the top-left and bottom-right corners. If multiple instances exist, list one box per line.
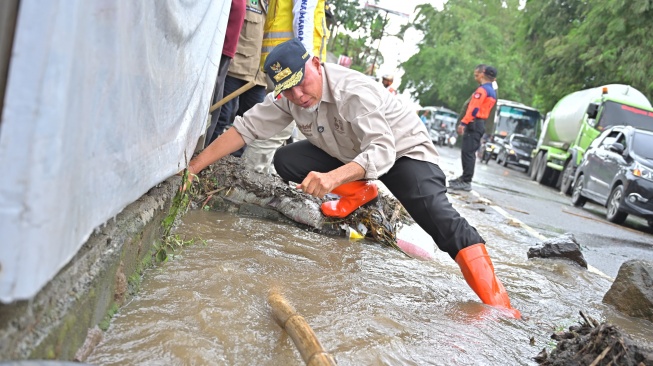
left=327, top=0, right=652, bottom=113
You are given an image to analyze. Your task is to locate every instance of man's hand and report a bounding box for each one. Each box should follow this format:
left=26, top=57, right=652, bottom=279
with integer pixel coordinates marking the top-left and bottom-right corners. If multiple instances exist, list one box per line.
left=297, top=171, right=339, bottom=199
left=457, top=124, right=466, bottom=135
left=178, top=169, right=195, bottom=192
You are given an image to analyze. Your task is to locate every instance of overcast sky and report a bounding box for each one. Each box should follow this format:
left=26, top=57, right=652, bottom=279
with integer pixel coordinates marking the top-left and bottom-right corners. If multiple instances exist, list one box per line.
left=358, top=0, right=446, bottom=106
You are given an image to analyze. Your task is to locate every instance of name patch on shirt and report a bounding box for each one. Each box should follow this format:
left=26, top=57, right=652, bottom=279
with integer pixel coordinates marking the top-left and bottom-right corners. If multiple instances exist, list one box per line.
left=297, top=123, right=313, bottom=137
left=333, top=118, right=345, bottom=134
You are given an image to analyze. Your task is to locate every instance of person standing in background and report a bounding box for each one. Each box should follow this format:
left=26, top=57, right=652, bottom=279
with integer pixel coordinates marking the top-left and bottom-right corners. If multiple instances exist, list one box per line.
left=448, top=65, right=498, bottom=192
left=204, top=0, right=246, bottom=148
left=381, top=74, right=397, bottom=95
left=420, top=110, right=430, bottom=128
left=207, top=0, right=268, bottom=152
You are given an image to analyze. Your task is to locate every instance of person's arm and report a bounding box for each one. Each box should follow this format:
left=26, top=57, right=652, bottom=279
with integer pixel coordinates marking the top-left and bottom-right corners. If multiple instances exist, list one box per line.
left=298, top=162, right=365, bottom=198
left=184, top=94, right=293, bottom=187
left=292, top=0, right=319, bottom=54
left=188, top=127, right=246, bottom=176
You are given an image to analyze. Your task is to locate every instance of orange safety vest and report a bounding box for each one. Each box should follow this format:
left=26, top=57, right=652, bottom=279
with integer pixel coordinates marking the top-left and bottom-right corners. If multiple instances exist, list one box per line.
left=461, top=83, right=497, bottom=124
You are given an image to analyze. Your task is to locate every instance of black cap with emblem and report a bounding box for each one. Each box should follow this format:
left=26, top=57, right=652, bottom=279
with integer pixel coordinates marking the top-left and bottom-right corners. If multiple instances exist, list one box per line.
left=263, top=38, right=311, bottom=97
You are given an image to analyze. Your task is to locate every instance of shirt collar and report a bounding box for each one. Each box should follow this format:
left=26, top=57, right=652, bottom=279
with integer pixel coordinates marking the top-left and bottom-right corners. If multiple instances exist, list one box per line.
left=319, top=64, right=335, bottom=104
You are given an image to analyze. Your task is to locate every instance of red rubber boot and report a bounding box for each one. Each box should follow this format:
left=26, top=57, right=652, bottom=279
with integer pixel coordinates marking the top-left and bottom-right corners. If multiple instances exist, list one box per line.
left=320, top=181, right=378, bottom=218
left=455, top=244, right=521, bottom=318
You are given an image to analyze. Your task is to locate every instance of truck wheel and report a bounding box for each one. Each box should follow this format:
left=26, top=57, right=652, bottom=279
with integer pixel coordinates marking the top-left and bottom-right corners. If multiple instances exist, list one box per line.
left=535, top=152, right=549, bottom=184
left=606, top=185, right=627, bottom=224
left=571, top=174, right=587, bottom=207
left=530, top=152, right=542, bottom=180
left=559, top=160, right=575, bottom=196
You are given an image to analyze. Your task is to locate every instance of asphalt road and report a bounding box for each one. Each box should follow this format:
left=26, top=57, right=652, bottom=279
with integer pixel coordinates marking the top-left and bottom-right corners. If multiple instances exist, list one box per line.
left=436, top=144, right=653, bottom=278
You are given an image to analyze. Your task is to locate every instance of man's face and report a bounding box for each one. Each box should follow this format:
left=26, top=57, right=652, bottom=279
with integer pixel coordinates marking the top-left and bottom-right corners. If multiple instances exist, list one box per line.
left=282, top=57, right=323, bottom=110
left=382, top=78, right=392, bottom=87
left=473, top=69, right=483, bottom=83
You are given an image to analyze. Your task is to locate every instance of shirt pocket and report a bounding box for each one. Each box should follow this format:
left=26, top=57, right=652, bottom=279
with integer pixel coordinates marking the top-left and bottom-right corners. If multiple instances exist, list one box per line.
left=238, top=13, right=264, bottom=57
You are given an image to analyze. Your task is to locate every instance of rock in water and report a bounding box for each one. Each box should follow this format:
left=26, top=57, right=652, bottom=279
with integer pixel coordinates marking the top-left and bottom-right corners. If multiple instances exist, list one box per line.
left=527, top=233, right=587, bottom=268
left=603, top=259, right=653, bottom=322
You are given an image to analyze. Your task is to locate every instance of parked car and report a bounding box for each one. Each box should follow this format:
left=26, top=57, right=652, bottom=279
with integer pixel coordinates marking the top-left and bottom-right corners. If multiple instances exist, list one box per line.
left=571, top=126, right=653, bottom=227
left=495, top=134, right=537, bottom=170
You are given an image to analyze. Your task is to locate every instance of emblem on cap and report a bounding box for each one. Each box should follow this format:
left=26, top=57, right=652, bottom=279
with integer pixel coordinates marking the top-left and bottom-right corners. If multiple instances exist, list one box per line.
left=264, top=38, right=310, bottom=97
left=270, top=62, right=282, bottom=73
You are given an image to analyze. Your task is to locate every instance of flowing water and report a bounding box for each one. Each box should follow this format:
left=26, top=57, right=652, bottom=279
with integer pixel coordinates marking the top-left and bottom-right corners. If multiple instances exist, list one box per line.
left=87, top=204, right=653, bottom=366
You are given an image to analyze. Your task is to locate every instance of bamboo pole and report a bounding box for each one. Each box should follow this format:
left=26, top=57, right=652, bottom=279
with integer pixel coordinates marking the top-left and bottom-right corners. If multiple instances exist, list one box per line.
left=209, top=80, right=255, bottom=113
left=267, top=289, right=336, bottom=366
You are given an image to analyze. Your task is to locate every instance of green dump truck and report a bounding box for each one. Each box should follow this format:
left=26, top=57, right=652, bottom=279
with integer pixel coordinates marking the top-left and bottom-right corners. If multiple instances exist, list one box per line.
left=529, top=84, right=653, bottom=193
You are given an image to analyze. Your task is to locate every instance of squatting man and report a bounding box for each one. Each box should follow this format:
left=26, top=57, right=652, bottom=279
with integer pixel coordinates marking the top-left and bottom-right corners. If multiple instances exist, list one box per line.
left=184, top=38, right=521, bottom=318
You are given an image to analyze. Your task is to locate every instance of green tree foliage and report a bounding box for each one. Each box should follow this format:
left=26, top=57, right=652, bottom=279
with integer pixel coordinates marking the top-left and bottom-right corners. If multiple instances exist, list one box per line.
left=321, top=0, right=653, bottom=115
left=518, top=0, right=653, bottom=111
left=399, top=0, right=526, bottom=111
left=399, top=0, right=652, bottom=115
left=326, top=0, right=384, bottom=72
left=517, top=0, right=591, bottom=110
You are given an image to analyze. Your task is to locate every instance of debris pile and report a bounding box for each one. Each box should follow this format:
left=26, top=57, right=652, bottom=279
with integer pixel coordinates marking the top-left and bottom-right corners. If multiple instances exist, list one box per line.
left=534, top=311, right=653, bottom=366
left=191, top=156, right=413, bottom=253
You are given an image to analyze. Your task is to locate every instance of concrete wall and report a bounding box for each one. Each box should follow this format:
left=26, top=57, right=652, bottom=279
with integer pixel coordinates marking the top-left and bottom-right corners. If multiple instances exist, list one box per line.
left=0, top=177, right=181, bottom=361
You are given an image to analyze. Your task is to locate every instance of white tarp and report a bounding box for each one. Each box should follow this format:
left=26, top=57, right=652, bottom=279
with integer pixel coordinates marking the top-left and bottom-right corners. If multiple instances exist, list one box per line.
left=0, top=0, right=231, bottom=302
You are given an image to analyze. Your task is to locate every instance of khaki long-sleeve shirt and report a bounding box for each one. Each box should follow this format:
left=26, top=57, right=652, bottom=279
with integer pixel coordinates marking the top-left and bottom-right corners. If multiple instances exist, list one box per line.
left=233, top=63, right=439, bottom=179
left=227, top=0, right=268, bottom=87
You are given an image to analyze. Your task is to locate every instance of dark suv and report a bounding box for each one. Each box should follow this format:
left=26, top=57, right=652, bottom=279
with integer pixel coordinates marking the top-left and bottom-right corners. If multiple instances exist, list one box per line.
left=495, top=134, right=537, bottom=170
left=571, top=126, right=653, bottom=227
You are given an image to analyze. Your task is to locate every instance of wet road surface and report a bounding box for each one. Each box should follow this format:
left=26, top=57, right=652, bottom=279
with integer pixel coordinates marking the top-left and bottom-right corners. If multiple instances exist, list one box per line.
left=437, top=145, right=653, bottom=279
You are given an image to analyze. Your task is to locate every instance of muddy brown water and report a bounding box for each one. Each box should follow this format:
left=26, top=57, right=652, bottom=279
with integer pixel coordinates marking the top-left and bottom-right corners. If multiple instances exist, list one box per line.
left=87, top=203, right=653, bottom=366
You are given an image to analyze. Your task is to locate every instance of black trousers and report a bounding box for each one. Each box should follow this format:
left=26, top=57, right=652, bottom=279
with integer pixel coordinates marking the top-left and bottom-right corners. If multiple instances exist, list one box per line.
left=205, top=55, right=232, bottom=148
left=274, top=140, right=485, bottom=259
left=212, top=75, right=267, bottom=142
left=461, top=119, right=486, bottom=182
